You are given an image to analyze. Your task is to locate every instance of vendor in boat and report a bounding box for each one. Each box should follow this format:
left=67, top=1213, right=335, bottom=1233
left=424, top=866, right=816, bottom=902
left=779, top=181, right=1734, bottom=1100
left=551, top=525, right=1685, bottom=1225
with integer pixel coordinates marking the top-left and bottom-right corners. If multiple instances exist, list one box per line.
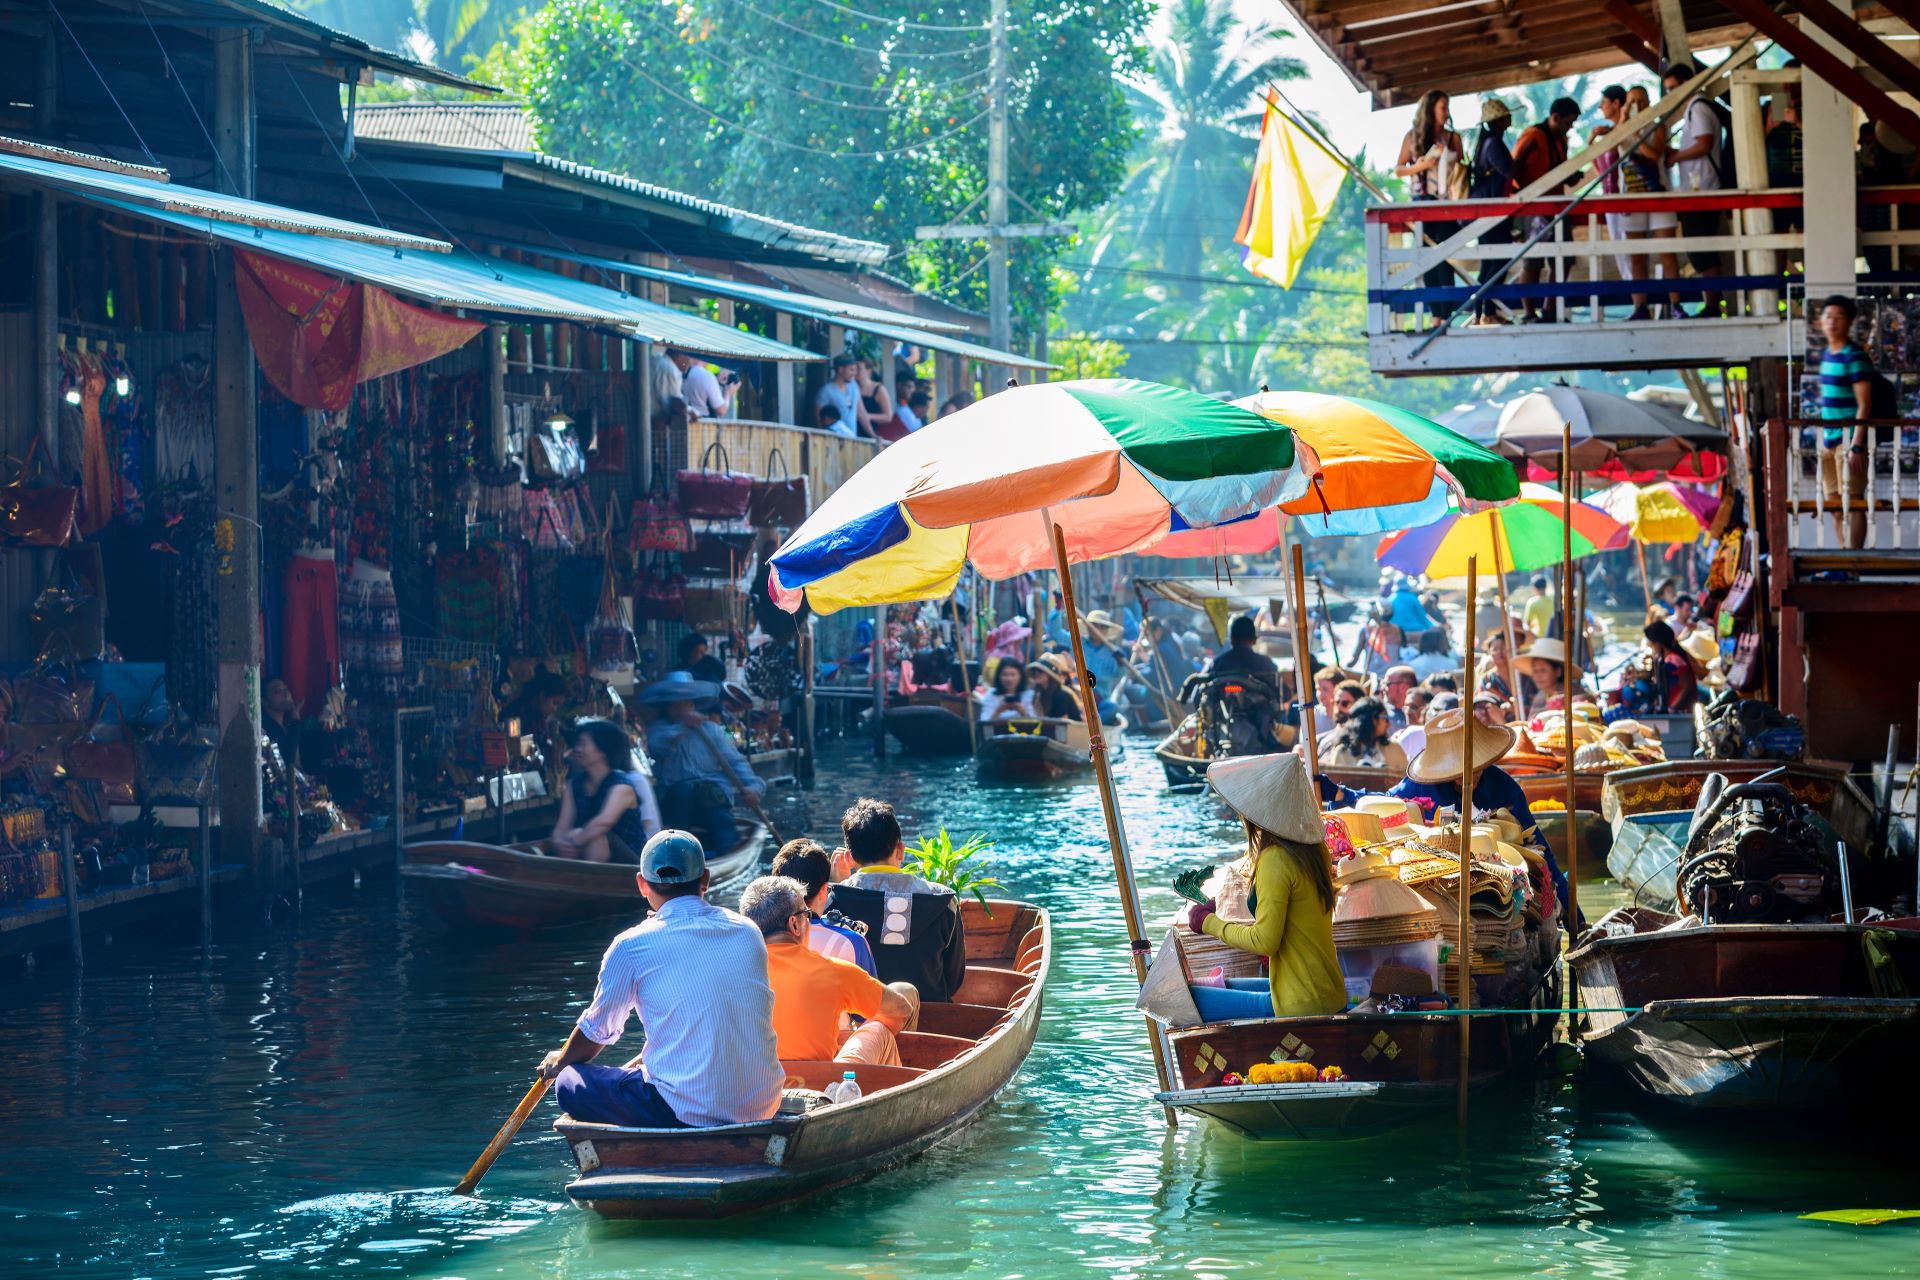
left=639, top=671, right=766, bottom=850
left=1639, top=620, right=1701, bottom=713
left=977, top=658, right=1036, bottom=722
left=1025, top=655, right=1083, bottom=721
left=1199, top=615, right=1282, bottom=685
left=1182, top=754, right=1347, bottom=1018
left=1078, top=610, right=1131, bottom=722
left=501, top=667, right=568, bottom=763
left=538, top=830, right=784, bottom=1129
left=550, top=718, right=662, bottom=863
left=740, top=876, right=920, bottom=1067
left=675, top=632, right=728, bottom=684
left=1318, top=697, right=1409, bottom=773
left=1519, top=637, right=1578, bottom=716
left=771, top=840, right=877, bottom=976
left=1320, top=709, right=1570, bottom=919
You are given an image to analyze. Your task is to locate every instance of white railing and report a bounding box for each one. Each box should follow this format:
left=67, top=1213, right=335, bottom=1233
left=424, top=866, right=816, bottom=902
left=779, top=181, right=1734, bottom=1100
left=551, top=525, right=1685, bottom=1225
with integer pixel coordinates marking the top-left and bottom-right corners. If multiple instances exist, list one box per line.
left=1775, top=419, right=1920, bottom=553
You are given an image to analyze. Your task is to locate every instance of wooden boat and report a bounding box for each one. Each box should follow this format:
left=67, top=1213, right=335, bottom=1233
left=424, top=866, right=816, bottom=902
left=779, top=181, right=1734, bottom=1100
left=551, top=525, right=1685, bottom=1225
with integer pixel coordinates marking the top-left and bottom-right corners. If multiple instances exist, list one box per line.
left=1568, top=910, right=1920, bottom=1110
left=1154, top=735, right=1209, bottom=790
left=1601, top=759, right=1880, bottom=912
left=1510, top=768, right=1607, bottom=812
left=400, top=823, right=766, bottom=931
left=555, top=898, right=1049, bottom=1218
left=976, top=716, right=1121, bottom=780
left=884, top=692, right=977, bottom=756
left=1154, top=967, right=1560, bottom=1139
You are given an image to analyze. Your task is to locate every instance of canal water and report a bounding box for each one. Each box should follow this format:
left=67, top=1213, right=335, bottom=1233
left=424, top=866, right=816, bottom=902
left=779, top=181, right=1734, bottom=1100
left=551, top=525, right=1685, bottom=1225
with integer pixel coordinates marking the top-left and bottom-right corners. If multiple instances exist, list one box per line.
left=4, top=737, right=1917, bottom=1278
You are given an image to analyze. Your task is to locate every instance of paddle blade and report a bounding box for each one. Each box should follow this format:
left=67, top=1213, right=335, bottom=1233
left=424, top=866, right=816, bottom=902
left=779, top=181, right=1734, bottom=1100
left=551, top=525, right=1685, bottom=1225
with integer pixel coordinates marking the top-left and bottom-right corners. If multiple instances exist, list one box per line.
left=1801, top=1209, right=1920, bottom=1227
left=453, top=1076, right=553, bottom=1196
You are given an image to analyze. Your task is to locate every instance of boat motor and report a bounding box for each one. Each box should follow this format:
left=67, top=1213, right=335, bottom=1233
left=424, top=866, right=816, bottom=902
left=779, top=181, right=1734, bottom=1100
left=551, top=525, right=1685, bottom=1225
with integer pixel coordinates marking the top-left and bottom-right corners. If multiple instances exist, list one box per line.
left=1676, top=776, right=1842, bottom=924
left=1177, top=672, right=1283, bottom=758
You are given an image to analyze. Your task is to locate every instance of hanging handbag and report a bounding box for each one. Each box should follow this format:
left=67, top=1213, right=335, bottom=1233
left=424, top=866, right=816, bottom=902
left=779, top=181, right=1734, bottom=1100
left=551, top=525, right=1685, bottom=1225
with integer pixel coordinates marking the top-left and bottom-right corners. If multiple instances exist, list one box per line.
left=1721, top=570, right=1756, bottom=620
left=523, top=490, right=573, bottom=551
left=30, top=575, right=107, bottom=659
left=632, top=553, right=687, bottom=622
left=684, top=584, right=736, bottom=634
left=747, top=448, right=810, bottom=528
left=65, top=694, right=136, bottom=806
left=528, top=422, right=587, bottom=482
left=135, top=712, right=218, bottom=804
left=677, top=442, right=754, bottom=520
left=7, top=636, right=92, bottom=761
left=683, top=528, right=756, bottom=579
left=1727, top=628, right=1764, bottom=693
left=630, top=475, right=692, bottom=553
left=586, top=551, right=639, bottom=693
left=1, top=437, right=80, bottom=548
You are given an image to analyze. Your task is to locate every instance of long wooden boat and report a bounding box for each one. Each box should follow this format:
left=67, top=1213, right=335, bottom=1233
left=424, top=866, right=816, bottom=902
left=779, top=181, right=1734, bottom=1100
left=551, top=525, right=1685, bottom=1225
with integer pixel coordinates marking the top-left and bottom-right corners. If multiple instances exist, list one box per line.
left=1154, top=968, right=1561, bottom=1139
left=1568, top=909, right=1920, bottom=1110
left=555, top=898, right=1049, bottom=1218
left=400, top=822, right=766, bottom=931
left=976, top=716, right=1120, bottom=780
left=884, top=693, right=977, bottom=755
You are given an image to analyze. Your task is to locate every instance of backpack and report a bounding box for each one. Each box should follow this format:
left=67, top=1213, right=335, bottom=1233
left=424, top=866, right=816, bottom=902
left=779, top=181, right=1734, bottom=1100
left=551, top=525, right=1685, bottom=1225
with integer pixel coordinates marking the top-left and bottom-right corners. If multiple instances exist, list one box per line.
left=1869, top=369, right=1898, bottom=421
left=1703, top=98, right=1739, bottom=189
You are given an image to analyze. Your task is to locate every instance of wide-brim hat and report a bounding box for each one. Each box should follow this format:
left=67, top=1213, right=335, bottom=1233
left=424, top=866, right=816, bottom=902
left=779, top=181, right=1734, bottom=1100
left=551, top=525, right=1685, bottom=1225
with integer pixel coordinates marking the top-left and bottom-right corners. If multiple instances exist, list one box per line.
left=1680, top=629, right=1720, bottom=667
left=1408, top=707, right=1517, bottom=783
left=1325, top=807, right=1388, bottom=847
left=1520, top=637, right=1580, bottom=674
left=637, top=670, right=725, bottom=705
left=1480, top=95, right=1513, bottom=124
left=1028, top=652, right=1074, bottom=682
left=1205, top=753, right=1325, bottom=844
left=1081, top=610, right=1124, bottom=638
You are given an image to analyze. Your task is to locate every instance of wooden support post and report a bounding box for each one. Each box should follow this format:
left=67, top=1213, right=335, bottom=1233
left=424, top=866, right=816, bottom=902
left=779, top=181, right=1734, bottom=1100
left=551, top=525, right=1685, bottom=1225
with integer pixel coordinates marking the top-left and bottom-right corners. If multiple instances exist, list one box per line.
left=486, top=322, right=507, bottom=464
left=1047, top=517, right=1175, bottom=1120
left=60, top=821, right=81, bottom=968
left=198, top=795, right=213, bottom=954
left=799, top=619, right=816, bottom=783
left=393, top=705, right=407, bottom=870
left=1287, top=541, right=1319, bottom=774
left=872, top=604, right=888, bottom=758
left=775, top=313, right=796, bottom=425
left=1457, top=555, right=1478, bottom=1126
left=637, top=339, right=655, bottom=491
left=211, top=29, right=263, bottom=891
left=951, top=591, right=978, bottom=756
left=1493, top=540, right=1516, bottom=700
left=1560, top=427, right=1582, bottom=940
left=1729, top=74, right=1780, bottom=316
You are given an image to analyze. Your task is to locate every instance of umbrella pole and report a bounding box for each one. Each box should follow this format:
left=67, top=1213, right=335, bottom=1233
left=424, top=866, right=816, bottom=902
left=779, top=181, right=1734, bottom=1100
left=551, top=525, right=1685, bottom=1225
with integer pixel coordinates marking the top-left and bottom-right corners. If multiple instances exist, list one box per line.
left=1287, top=542, right=1320, bottom=774
left=1135, top=582, right=1180, bottom=732
left=1559, top=425, right=1582, bottom=967
left=1635, top=540, right=1653, bottom=616
left=873, top=604, right=888, bottom=759
left=951, top=591, right=978, bottom=756
left=1457, top=554, right=1479, bottom=1128
left=1047, top=517, right=1176, bottom=1123
left=1492, top=539, right=1516, bottom=699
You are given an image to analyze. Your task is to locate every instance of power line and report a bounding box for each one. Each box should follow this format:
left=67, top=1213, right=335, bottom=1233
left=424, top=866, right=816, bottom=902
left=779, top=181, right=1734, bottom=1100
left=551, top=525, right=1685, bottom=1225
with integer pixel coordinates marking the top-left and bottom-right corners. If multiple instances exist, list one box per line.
left=1060, top=259, right=1365, bottom=295
left=720, top=0, right=991, bottom=57
left=618, top=54, right=987, bottom=157
left=47, top=0, right=158, bottom=166
left=137, top=2, right=240, bottom=194
left=280, top=66, right=389, bottom=234
left=795, top=0, right=989, bottom=32
left=627, top=4, right=991, bottom=94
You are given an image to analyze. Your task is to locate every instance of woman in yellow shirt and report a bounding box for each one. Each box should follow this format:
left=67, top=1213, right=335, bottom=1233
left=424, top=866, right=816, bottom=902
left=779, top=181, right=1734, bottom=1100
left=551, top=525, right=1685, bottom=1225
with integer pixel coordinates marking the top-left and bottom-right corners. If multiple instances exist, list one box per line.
left=1186, top=753, right=1348, bottom=1018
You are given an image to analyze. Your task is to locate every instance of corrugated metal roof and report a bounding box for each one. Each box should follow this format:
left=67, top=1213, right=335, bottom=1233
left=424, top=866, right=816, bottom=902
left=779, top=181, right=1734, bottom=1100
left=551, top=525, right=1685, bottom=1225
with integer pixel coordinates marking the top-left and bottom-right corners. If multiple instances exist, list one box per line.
left=526, top=246, right=969, bottom=333
left=353, top=103, right=536, bottom=153
left=98, top=199, right=823, bottom=362
left=0, top=135, right=169, bottom=182
left=191, top=0, right=493, bottom=93
left=753, top=263, right=990, bottom=334
left=0, top=151, right=447, bottom=252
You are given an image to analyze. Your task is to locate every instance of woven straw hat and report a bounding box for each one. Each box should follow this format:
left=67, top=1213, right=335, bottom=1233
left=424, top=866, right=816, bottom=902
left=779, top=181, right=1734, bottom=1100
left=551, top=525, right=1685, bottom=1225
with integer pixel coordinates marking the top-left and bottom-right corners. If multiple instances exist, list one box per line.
left=1081, top=610, right=1125, bottom=639
left=1205, top=753, right=1326, bottom=844
left=1521, top=636, right=1581, bottom=674
left=1407, top=707, right=1517, bottom=783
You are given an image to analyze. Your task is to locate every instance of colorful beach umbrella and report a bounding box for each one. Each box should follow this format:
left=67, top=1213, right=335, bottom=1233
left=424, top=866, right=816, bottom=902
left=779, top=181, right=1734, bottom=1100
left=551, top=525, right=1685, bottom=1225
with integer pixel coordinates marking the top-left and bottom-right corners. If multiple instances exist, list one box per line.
left=1515, top=482, right=1632, bottom=551
left=1496, top=383, right=1727, bottom=473
left=1376, top=493, right=1624, bottom=581
left=1590, top=480, right=1719, bottom=544
left=768, top=379, right=1308, bottom=614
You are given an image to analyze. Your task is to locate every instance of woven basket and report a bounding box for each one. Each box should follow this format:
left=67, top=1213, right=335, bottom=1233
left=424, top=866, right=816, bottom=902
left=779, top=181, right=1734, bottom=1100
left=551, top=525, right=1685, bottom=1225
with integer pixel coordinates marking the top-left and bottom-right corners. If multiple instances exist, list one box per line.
left=1168, top=912, right=1265, bottom=980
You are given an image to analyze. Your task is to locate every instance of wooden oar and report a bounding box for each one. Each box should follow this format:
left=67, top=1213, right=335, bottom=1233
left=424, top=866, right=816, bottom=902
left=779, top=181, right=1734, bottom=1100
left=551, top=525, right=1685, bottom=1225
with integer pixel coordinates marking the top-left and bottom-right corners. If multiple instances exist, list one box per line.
left=453, top=1073, right=554, bottom=1196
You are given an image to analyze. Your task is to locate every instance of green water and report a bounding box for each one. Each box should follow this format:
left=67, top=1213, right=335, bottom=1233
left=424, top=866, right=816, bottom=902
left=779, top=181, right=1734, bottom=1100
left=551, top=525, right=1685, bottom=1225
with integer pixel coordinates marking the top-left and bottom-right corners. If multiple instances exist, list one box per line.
left=3, top=739, right=1917, bottom=1278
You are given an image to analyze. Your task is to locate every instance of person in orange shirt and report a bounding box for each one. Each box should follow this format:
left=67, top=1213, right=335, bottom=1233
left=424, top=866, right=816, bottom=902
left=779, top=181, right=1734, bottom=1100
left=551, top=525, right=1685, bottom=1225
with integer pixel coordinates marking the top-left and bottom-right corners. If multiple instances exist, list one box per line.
left=738, top=877, right=919, bottom=1066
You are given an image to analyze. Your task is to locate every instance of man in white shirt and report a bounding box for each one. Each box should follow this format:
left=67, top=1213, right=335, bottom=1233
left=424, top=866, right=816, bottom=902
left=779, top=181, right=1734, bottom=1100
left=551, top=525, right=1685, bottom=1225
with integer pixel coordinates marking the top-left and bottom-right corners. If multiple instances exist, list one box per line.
left=539, top=830, right=783, bottom=1128
left=813, top=353, right=862, bottom=438
left=672, top=349, right=737, bottom=421
left=1662, top=62, right=1725, bottom=318
left=650, top=349, right=684, bottom=414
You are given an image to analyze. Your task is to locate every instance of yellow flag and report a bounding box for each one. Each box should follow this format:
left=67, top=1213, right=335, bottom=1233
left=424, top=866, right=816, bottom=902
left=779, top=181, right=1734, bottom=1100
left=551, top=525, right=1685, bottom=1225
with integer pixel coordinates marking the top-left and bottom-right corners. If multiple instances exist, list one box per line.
left=1235, top=101, right=1348, bottom=288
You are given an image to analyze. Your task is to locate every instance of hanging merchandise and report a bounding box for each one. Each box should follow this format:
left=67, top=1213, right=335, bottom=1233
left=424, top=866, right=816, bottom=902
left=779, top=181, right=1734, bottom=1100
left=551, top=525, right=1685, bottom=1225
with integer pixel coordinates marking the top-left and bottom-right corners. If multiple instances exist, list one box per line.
left=1, top=437, right=79, bottom=548
left=64, top=695, right=137, bottom=806
left=101, top=352, right=145, bottom=522
left=747, top=448, right=810, bottom=528
left=683, top=528, right=756, bottom=579
left=28, top=564, right=106, bottom=659
left=234, top=250, right=485, bottom=411
left=684, top=584, right=737, bottom=634
left=527, top=417, right=588, bottom=483
left=153, top=356, right=215, bottom=489
left=59, top=349, right=115, bottom=536
left=341, top=559, right=403, bottom=698
left=678, top=442, right=754, bottom=519
left=283, top=549, right=342, bottom=714
left=630, top=476, right=691, bottom=553
left=6, top=638, right=93, bottom=765
left=436, top=545, right=504, bottom=647
left=632, top=553, right=687, bottom=622
left=587, top=548, right=639, bottom=694
left=135, top=711, right=218, bottom=804
left=476, top=465, right=523, bottom=527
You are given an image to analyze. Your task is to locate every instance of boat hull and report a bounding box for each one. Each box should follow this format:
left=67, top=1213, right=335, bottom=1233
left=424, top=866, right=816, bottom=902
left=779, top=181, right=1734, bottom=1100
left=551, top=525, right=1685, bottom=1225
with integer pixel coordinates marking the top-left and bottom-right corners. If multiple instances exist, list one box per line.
left=1154, top=740, right=1208, bottom=790
left=975, top=719, right=1116, bottom=779
left=1569, top=916, right=1920, bottom=1110
left=557, top=900, right=1050, bottom=1218
left=884, top=703, right=976, bottom=755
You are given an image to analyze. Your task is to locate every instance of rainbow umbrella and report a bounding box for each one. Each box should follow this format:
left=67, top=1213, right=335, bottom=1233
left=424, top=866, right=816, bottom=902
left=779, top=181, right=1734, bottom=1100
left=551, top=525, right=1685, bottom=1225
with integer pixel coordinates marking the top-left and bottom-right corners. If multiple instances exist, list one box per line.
left=1515, top=482, right=1632, bottom=551
left=768, top=379, right=1308, bottom=613
left=1376, top=492, right=1624, bottom=581
left=1590, top=480, right=1720, bottom=544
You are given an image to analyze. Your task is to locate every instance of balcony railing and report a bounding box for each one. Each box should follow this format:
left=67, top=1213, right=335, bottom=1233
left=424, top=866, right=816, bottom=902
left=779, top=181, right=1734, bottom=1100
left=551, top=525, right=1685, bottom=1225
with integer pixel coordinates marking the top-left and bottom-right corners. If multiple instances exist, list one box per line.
left=686, top=417, right=880, bottom=494
left=1764, top=417, right=1920, bottom=560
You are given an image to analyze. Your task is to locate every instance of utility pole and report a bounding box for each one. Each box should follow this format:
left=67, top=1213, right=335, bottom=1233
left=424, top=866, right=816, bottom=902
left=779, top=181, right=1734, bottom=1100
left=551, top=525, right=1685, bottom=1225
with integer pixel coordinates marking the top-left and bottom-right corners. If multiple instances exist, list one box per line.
left=916, top=0, right=1071, bottom=386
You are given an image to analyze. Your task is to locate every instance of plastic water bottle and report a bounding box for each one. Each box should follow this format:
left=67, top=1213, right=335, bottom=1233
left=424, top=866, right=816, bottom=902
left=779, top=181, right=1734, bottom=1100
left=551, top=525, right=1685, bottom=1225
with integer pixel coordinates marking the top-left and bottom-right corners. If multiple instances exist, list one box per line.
left=825, top=1070, right=862, bottom=1104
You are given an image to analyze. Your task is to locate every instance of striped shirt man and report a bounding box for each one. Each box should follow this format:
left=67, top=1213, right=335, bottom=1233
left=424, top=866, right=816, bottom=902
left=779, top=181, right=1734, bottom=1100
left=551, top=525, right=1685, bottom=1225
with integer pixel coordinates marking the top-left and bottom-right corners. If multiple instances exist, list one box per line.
left=572, top=895, right=782, bottom=1127
left=1819, top=342, right=1872, bottom=447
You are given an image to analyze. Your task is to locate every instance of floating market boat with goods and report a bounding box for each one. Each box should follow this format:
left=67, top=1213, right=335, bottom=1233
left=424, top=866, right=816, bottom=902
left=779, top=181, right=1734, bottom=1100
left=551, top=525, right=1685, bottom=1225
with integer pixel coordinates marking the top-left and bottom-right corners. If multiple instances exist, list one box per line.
left=555, top=898, right=1049, bottom=1218
left=976, top=716, right=1118, bottom=780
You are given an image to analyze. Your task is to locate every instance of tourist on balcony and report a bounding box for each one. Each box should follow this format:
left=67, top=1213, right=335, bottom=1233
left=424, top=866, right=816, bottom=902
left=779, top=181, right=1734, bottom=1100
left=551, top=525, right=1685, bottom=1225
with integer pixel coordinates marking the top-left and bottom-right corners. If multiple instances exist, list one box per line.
left=1662, top=63, right=1728, bottom=319
left=1468, top=97, right=1516, bottom=324
left=1622, top=84, right=1689, bottom=318
left=1817, top=294, right=1873, bottom=548
left=814, top=352, right=865, bottom=438
left=1766, top=90, right=1803, bottom=237
left=1510, top=97, right=1580, bottom=323
left=1594, top=85, right=1675, bottom=322
left=855, top=358, right=895, bottom=435
left=671, top=350, right=738, bottom=422
left=1394, top=89, right=1465, bottom=327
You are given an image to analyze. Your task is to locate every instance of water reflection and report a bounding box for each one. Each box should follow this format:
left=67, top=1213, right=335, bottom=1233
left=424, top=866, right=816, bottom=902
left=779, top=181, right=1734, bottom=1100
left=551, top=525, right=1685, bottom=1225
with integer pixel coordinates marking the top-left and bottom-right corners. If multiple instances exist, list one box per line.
left=2, top=738, right=1918, bottom=1278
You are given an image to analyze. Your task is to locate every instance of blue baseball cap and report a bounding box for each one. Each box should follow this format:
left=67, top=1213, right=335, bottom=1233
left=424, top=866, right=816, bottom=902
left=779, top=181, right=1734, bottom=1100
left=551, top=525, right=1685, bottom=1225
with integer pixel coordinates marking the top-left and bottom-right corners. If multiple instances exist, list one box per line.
left=641, top=830, right=706, bottom=884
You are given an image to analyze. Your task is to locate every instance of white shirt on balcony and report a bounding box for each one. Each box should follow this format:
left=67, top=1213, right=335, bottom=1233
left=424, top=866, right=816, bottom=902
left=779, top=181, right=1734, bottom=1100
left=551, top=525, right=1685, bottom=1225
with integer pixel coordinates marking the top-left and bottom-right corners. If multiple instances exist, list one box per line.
left=1677, top=99, right=1721, bottom=193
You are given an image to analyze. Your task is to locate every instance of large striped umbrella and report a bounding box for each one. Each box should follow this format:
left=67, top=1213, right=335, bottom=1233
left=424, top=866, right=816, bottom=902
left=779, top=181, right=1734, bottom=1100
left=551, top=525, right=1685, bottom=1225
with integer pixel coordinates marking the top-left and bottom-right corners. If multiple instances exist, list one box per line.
left=1515, top=482, right=1631, bottom=550
left=1376, top=492, right=1624, bottom=581
left=1590, top=480, right=1720, bottom=544
left=1496, top=383, right=1727, bottom=473
left=768, top=379, right=1308, bottom=614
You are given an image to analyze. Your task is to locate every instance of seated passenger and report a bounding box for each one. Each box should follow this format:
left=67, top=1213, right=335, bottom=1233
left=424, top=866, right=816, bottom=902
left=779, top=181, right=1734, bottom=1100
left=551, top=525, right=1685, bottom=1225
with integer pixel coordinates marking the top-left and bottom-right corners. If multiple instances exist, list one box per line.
left=549, top=718, right=662, bottom=863
left=977, top=658, right=1035, bottom=723
left=1318, top=697, right=1409, bottom=772
left=539, top=831, right=782, bottom=1128
left=1183, top=754, right=1347, bottom=1018
left=1024, top=656, right=1082, bottom=721
left=827, top=798, right=969, bottom=1002
left=740, top=876, right=919, bottom=1067
left=1202, top=615, right=1281, bottom=684
left=771, top=838, right=877, bottom=976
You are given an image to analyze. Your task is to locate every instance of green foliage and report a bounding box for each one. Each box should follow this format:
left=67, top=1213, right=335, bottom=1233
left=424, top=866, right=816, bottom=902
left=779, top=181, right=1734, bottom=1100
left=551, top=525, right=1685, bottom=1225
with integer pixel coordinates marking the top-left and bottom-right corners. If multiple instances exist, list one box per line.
left=491, top=0, right=1152, bottom=339
left=1048, top=331, right=1130, bottom=380
left=905, top=828, right=1001, bottom=911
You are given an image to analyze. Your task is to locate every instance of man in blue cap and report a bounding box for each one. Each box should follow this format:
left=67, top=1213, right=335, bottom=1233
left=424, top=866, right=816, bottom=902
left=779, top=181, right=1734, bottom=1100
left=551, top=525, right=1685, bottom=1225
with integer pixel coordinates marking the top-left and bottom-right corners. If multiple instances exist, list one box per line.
left=537, top=830, right=782, bottom=1128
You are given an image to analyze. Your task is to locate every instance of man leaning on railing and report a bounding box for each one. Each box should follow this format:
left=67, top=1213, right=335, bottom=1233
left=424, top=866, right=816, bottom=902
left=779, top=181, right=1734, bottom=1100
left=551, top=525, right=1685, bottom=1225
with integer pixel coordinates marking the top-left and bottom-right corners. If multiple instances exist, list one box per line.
left=1816, top=294, right=1872, bottom=549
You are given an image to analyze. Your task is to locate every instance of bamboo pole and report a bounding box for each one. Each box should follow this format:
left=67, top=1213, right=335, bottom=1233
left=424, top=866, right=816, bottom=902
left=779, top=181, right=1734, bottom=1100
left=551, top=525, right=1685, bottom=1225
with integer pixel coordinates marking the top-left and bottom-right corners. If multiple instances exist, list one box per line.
left=1135, top=583, right=1181, bottom=732
left=950, top=590, right=978, bottom=755
left=1048, top=518, right=1176, bottom=1123
left=1457, top=555, right=1479, bottom=1127
left=872, top=603, right=888, bottom=759
left=1492, top=538, right=1516, bottom=699
left=1560, top=425, right=1582, bottom=940
left=1287, top=542, right=1320, bottom=774
left=1635, top=539, right=1654, bottom=615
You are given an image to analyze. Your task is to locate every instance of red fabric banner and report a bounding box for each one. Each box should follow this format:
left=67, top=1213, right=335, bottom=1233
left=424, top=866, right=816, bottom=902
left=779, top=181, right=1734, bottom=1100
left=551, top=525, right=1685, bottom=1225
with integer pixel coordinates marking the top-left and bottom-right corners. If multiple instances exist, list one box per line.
left=235, top=249, right=486, bottom=410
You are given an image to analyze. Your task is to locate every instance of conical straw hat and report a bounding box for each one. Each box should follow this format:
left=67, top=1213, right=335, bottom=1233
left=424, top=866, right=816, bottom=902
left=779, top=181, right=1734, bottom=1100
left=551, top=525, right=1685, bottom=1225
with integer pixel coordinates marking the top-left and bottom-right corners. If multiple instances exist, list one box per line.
left=1205, top=753, right=1324, bottom=844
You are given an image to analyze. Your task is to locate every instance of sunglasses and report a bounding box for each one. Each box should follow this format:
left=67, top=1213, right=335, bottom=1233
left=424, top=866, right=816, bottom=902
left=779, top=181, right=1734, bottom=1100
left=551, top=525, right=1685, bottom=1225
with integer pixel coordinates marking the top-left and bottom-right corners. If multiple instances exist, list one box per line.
left=1336, top=697, right=1356, bottom=710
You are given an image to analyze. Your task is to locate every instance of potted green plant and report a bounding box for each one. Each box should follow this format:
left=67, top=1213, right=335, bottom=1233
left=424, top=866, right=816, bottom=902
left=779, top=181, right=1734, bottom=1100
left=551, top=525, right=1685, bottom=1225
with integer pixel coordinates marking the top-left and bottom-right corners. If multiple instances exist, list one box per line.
left=905, top=827, right=1002, bottom=912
